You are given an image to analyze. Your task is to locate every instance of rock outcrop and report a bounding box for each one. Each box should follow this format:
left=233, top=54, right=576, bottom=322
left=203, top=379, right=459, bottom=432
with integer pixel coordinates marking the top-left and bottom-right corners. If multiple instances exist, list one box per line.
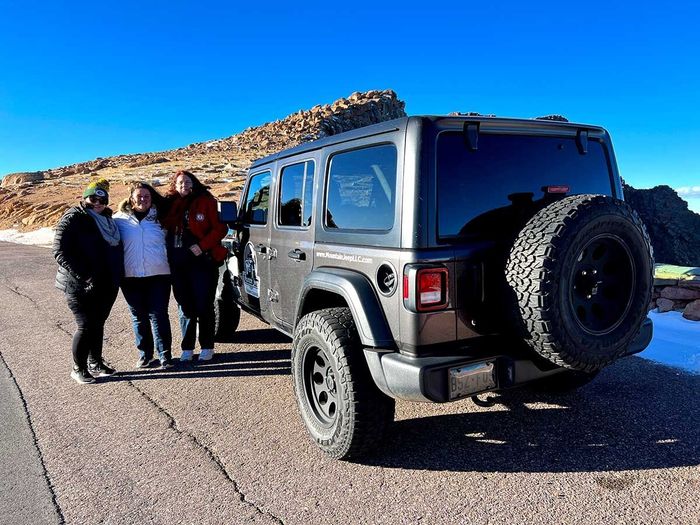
left=623, top=183, right=700, bottom=267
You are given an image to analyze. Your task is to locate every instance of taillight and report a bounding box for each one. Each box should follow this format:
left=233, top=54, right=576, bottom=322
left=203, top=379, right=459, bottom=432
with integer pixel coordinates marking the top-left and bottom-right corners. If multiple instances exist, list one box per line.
left=403, top=266, right=449, bottom=312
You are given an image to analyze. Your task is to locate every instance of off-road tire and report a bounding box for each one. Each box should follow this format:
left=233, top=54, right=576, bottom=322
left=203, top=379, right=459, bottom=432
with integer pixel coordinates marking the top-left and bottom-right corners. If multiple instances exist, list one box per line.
left=292, top=307, right=395, bottom=460
left=506, top=194, right=653, bottom=372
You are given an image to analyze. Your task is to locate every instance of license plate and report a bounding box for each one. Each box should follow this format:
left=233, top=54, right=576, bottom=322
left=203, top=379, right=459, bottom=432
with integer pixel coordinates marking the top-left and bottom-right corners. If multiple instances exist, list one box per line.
left=448, top=362, right=496, bottom=400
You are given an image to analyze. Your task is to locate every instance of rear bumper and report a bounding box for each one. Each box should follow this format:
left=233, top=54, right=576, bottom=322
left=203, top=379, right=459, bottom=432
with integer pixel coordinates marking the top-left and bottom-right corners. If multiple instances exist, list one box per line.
left=364, top=349, right=560, bottom=403
left=365, top=316, right=654, bottom=403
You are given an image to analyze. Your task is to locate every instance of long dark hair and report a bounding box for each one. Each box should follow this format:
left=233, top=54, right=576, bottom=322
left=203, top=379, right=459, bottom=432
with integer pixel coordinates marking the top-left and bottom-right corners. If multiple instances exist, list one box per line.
left=165, top=170, right=211, bottom=199
left=127, top=181, right=167, bottom=219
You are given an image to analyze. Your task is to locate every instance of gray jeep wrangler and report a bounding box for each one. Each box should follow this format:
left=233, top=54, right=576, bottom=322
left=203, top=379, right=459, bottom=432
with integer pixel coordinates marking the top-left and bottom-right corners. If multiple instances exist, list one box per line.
left=216, top=115, right=654, bottom=460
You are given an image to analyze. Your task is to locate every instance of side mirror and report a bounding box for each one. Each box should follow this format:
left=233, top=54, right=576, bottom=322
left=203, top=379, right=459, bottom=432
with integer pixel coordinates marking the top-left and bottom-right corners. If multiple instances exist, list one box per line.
left=218, top=201, right=242, bottom=230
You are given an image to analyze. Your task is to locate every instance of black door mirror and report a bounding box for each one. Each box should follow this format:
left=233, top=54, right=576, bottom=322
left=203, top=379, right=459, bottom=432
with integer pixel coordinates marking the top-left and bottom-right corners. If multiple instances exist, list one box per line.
left=218, top=201, right=242, bottom=230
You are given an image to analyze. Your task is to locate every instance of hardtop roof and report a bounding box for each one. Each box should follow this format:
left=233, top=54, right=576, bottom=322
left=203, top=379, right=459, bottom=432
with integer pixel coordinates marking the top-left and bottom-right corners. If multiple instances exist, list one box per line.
left=249, top=115, right=607, bottom=169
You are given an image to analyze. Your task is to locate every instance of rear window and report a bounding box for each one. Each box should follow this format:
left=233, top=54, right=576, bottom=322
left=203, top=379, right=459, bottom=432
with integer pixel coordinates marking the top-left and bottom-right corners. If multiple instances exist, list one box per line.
left=436, top=132, right=613, bottom=239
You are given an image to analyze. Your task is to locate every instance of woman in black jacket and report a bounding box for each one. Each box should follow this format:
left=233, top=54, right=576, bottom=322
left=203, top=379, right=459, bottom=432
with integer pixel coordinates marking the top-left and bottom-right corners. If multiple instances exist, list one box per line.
left=53, top=179, right=124, bottom=384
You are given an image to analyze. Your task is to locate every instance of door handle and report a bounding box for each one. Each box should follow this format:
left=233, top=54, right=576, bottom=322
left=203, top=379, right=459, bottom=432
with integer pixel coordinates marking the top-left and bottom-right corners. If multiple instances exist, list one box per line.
left=256, top=243, right=267, bottom=254
left=288, top=249, right=306, bottom=261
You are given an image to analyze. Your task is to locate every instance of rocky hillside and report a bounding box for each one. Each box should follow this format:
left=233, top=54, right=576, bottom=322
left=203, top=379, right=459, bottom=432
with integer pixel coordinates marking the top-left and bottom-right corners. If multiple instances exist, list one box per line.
left=623, top=183, right=700, bottom=267
left=0, top=89, right=405, bottom=229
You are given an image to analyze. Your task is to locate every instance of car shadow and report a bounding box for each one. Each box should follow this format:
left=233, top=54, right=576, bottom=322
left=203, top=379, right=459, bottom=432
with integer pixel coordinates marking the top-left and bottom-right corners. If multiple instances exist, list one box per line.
left=217, top=327, right=291, bottom=345
left=366, top=357, right=700, bottom=473
left=106, top=347, right=292, bottom=381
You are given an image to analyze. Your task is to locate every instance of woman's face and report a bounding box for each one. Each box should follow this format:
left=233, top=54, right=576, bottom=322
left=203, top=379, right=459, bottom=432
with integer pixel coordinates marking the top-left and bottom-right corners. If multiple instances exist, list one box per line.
left=85, top=195, right=107, bottom=214
left=131, top=188, right=152, bottom=213
left=175, top=174, right=193, bottom=197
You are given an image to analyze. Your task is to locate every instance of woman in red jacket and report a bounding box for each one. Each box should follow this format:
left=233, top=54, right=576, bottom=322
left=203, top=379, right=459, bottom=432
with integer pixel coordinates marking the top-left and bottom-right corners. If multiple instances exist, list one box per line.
left=164, top=170, right=228, bottom=362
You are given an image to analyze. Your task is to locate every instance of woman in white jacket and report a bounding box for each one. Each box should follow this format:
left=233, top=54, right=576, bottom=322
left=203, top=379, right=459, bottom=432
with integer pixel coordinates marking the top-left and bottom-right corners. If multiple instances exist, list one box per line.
left=114, top=182, right=173, bottom=369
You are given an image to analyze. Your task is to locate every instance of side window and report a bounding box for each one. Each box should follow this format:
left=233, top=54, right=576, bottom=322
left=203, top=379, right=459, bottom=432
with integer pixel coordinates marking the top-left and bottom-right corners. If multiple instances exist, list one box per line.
left=325, top=144, right=397, bottom=230
left=243, top=171, right=271, bottom=225
left=279, top=160, right=315, bottom=227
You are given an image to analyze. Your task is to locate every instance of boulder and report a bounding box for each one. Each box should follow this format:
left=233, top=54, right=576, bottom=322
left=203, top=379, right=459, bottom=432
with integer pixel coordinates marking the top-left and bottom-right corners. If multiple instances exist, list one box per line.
left=1, top=171, right=45, bottom=187
left=682, top=299, right=700, bottom=321
left=656, top=298, right=674, bottom=313
left=659, top=286, right=700, bottom=300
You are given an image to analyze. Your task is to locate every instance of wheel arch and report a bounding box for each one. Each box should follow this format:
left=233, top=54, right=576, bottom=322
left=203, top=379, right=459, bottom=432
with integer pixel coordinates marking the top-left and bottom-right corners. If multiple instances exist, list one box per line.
left=297, top=268, right=395, bottom=348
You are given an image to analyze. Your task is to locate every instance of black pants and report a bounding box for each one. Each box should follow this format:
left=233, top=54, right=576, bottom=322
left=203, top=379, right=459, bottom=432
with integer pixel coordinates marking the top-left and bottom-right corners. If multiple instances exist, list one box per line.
left=65, top=286, right=119, bottom=369
left=170, top=256, right=219, bottom=350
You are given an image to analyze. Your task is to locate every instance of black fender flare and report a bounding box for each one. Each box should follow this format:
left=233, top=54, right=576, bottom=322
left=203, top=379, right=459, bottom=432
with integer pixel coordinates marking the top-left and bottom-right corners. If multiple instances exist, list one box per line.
left=296, top=268, right=394, bottom=348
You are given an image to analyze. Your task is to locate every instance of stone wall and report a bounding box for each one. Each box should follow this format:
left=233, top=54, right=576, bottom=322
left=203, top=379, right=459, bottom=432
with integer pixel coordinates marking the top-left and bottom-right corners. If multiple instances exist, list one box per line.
left=650, top=265, right=700, bottom=320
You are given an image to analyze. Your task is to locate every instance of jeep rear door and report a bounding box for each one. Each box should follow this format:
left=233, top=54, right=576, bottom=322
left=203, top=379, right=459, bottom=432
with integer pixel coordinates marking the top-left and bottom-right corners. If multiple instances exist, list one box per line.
left=269, top=159, right=316, bottom=330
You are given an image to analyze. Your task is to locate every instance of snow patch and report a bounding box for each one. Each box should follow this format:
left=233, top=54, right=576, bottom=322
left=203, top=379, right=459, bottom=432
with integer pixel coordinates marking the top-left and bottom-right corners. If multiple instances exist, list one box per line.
left=0, top=228, right=54, bottom=248
left=641, top=311, right=700, bottom=374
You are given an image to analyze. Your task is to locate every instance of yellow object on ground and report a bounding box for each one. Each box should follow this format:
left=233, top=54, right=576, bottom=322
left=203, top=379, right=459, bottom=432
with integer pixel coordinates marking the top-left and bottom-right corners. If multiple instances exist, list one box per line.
left=654, top=264, right=700, bottom=285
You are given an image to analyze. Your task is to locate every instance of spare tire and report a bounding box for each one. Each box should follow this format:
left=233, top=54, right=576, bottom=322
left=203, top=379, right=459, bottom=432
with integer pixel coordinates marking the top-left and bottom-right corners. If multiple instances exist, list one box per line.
left=506, top=194, right=653, bottom=372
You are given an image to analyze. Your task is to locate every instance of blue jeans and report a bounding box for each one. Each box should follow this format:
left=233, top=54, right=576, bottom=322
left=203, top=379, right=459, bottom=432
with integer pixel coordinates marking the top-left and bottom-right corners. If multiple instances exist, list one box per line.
left=170, top=256, right=219, bottom=350
left=121, top=275, right=172, bottom=361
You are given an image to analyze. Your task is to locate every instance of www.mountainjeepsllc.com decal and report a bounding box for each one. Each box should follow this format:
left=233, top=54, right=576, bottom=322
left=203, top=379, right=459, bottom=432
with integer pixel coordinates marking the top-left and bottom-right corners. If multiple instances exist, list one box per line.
left=243, top=241, right=260, bottom=298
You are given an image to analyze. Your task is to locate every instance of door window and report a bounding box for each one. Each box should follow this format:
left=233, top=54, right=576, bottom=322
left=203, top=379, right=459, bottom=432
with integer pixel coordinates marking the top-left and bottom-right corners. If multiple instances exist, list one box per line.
left=243, top=171, right=271, bottom=225
left=279, top=160, right=315, bottom=227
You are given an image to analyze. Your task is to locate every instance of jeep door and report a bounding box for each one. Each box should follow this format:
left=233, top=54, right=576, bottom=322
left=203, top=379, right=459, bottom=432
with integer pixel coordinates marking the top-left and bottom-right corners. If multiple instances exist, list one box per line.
left=238, top=169, right=273, bottom=317
left=269, top=159, right=316, bottom=330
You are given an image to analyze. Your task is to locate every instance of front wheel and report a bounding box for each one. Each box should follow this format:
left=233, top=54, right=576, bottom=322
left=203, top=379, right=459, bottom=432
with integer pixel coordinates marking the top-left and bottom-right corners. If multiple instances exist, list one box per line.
left=292, top=307, right=395, bottom=460
left=214, top=278, right=240, bottom=342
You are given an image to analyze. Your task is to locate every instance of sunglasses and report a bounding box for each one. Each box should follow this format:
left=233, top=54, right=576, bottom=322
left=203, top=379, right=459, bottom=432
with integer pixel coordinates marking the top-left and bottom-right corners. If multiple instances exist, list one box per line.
left=87, top=195, right=108, bottom=205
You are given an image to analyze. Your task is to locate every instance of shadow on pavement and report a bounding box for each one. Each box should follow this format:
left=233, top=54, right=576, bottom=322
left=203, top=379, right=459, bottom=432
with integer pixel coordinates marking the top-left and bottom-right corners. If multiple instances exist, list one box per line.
left=217, top=328, right=291, bottom=345
left=367, top=357, right=700, bottom=473
left=106, top=347, right=291, bottom=381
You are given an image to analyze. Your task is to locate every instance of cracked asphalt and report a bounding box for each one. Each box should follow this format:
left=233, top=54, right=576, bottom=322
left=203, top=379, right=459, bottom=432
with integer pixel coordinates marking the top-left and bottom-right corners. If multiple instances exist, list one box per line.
left=1, top=241, right=699, bottom=525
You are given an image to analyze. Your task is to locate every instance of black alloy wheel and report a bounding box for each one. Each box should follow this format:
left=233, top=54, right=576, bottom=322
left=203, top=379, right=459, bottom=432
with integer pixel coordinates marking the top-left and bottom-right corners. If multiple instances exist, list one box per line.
left=569, top=234, right=635, bottom=335
left=302, top=345, right=339, bottom=427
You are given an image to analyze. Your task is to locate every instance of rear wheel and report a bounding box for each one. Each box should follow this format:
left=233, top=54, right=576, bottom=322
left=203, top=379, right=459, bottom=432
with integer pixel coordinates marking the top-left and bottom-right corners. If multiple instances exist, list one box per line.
left=292, top=307, right=395, bottom=460
left=506, top=194, right=653, bottom=372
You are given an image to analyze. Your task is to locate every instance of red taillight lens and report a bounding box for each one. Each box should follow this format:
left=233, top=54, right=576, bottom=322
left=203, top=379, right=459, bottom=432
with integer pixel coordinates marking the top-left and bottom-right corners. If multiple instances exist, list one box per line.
left=416, top=268, right=448, bottom=311
left=403, top=274, right=409, bottom=300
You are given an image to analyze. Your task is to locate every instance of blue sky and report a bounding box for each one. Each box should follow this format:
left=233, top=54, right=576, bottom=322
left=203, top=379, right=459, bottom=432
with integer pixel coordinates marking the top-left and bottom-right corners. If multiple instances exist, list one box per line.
left=1, top=1, right=699, bottom=210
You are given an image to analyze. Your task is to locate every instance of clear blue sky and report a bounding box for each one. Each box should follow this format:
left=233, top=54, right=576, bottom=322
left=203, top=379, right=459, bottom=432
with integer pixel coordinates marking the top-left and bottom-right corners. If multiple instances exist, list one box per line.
left=1, top=1, right=699, bottom=210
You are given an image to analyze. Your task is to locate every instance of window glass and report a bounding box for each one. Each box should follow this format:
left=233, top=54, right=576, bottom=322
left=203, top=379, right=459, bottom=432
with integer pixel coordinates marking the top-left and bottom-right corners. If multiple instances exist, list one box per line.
left=326, top=144, right=397, bottom=230
left=302, top=162, right=314, bottom=227
left=436, top=133, right=613, bottom=239
left=279, top=160, right=315, bottom=227
left=243, top=171, right=271, bottom=225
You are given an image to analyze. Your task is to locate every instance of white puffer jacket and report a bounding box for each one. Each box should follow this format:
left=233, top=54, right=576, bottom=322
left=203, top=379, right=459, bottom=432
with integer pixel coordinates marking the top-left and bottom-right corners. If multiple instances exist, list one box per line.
left=113, top=205, right=170, bottom=278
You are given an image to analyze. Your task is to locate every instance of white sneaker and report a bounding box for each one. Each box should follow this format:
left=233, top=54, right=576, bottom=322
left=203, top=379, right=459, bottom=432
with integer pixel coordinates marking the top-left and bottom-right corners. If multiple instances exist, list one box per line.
left=198, top=348, right=215, bottom=361
left=180, top=350, right=194, bottom=362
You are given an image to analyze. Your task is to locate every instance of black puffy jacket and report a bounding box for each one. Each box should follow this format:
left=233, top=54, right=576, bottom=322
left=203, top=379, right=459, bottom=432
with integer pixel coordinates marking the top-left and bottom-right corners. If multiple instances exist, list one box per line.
left=53, top=204, right=124, bottom=294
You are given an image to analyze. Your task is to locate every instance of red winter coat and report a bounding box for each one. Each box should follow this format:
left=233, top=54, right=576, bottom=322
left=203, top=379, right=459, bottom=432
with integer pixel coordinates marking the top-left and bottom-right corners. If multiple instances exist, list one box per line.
left=165, top=192, right=228, bottom=263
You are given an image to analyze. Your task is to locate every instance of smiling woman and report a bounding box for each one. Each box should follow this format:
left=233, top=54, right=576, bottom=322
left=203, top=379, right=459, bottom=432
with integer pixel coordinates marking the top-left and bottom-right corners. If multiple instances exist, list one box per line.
left=52, top=178, right=124, bottom=384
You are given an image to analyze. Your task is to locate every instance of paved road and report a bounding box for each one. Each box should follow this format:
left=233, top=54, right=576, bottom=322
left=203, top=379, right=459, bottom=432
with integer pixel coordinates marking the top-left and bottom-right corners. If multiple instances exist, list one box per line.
left=0, top=241, right=698, bottom=524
